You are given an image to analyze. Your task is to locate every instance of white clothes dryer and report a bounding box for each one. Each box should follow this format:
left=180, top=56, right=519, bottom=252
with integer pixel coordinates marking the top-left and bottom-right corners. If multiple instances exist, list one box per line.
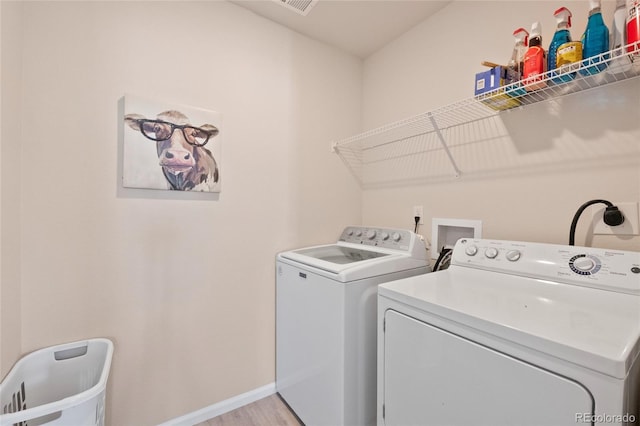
left=378, top=238, right=640, bottom=426
left=276, top=226, right=430, bottom=426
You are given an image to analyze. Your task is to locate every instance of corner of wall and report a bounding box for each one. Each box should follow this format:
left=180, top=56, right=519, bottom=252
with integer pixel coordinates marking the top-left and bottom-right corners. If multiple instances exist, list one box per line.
left=0, top=0, right=24, bottom=379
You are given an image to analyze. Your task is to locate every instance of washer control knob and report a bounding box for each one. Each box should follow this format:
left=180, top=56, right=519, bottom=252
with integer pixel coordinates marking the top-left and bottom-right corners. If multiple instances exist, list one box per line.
left=569, top=254, right=601, bottom=275
left=355, top=230, right=362, bottom=237
left=381, top=232, right=390, bottom=241
left=506, top=250, right=521, bottom=262
left=485, top=247, right=499, bottom=259
left=347, top=229, right=354, bottom=236
left=465, top=245, right=478, bottom=256
left=366, top=230, right=377, bottom=240
left=573, top=257, right=595, bottom=272
left=392, top=232, right=401, bottom=242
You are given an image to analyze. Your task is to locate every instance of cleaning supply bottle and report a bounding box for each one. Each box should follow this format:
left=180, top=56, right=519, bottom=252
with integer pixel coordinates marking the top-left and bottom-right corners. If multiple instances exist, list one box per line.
left=627, top=0, right=640, bottom=58
left=523, top=22, right=547, bottom=91
left=580, top=0, right=610, bottom=75
left=608, top=0, right=633, bottom=73
left=506, top=28, right=529, bottom=96
left=549, top=7, right=573, bottom=73
left=549, top=7, right=582, bottom=83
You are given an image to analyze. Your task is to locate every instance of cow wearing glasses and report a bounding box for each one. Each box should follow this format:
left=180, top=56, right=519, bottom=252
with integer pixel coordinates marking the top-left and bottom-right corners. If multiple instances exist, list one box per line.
left=124, top=110, right=219, bottom=191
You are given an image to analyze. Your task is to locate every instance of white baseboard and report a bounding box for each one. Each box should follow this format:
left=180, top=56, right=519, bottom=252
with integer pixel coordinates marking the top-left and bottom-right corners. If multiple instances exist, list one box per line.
left=157, top=382, right=276, bottom=426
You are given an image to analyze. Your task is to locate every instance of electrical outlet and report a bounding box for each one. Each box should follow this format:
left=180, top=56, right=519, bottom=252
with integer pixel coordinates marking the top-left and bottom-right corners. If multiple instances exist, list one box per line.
left=592, top=202, right=639, bottom=235
left=413, top=205, right=424, bottom=225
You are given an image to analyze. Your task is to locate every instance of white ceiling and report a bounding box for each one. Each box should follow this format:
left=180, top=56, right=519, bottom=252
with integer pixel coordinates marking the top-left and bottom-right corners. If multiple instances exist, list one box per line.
left=230, top=0, right=451, bottom=58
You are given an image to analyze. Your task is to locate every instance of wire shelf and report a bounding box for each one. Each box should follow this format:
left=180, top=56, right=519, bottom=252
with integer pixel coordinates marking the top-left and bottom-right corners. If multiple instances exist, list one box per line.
left=331, top=44, right=640, bottom=186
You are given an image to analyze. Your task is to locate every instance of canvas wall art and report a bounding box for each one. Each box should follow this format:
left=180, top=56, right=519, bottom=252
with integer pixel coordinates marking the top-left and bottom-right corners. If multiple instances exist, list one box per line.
left=122, top=95, right=222, bottom=192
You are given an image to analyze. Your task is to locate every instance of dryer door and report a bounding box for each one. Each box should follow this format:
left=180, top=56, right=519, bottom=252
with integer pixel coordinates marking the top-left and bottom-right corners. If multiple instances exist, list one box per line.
left=382, top=310, right=594, bottom=426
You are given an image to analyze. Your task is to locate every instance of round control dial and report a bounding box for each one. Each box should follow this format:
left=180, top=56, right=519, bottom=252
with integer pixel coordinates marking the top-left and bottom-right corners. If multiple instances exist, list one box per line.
left=506, top=250, right=521, bottom=262
left=569, top=254, right=601, bottom=275
left=366, top=230, right=377, bottom=240
left=465, top=245, right=478, bottom=256
left=392, top=232, right=401, bottom=242
left=485, top=247, right=499, bottom=259
left=381, top=232, right=389, bottom=241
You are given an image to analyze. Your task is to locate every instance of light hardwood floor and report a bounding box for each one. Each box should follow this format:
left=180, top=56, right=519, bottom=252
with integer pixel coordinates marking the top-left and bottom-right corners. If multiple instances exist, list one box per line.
left=195, top=394, right=302, bottom=426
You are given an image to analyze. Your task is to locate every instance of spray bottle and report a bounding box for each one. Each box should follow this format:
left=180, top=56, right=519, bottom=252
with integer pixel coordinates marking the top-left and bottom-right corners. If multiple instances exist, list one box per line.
left=506, top=28, right=529, bottom=96
left=608, top=0, right=633, bottom=73
left=549, top=7, right=573, bottom=72
left=523, top=22, right=547, bottom=91
left=628, top=0, right=640, bottom=59
left=580, top=0, right=610, bottom=75
left=549, top=7, right=582, bottom=83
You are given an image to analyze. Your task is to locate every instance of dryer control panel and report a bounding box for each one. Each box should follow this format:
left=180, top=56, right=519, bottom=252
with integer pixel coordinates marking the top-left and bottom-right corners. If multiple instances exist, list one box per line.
left=452, top=238, right=640, bottom=295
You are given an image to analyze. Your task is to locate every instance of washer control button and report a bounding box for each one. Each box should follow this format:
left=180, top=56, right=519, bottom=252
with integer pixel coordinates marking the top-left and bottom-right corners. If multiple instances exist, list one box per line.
left=506, top=250, right=521, bottom=262
left=485, top=247, right=499, bottom=259
left=366, top=230, right=377, bottom=240
left=381, top=232, right=390, bottom=241
left=392, top=232, right=401, bottom=242
left=465, top=245, right=478, bottom=256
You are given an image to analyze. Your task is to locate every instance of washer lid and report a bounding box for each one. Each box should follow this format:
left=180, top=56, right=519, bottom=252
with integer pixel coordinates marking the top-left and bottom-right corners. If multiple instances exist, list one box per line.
left=292, top=245, right=390, bottom=265
left=378, top=266, right=640, bottom=379
left=279, top=243, right=427, bottom=282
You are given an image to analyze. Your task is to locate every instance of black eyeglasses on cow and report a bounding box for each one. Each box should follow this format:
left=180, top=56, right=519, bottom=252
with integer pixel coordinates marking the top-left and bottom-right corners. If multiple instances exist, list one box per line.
left=136, top=119, right=215, bottom=147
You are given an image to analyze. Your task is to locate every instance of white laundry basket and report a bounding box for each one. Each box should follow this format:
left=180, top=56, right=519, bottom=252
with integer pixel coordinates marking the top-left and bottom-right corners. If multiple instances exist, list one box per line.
left=0, top=338, right=113, bottom=426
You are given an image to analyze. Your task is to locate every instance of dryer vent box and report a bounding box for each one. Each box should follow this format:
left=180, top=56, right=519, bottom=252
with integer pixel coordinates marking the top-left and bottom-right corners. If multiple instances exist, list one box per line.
left=431, top=218, right=482, bottom=260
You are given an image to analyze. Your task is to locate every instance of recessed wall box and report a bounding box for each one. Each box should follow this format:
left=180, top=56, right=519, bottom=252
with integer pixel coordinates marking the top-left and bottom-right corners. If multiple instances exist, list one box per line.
left=431, top=218, right=483, bottom=260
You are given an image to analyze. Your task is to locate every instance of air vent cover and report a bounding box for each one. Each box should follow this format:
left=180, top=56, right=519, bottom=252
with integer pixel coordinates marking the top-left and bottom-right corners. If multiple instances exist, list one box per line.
left=273, top=0, right=318, bottom=16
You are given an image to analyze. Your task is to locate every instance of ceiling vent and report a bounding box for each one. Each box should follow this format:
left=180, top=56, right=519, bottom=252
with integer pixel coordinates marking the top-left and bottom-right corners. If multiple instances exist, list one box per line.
left=273, top=0, right=318, bottom=16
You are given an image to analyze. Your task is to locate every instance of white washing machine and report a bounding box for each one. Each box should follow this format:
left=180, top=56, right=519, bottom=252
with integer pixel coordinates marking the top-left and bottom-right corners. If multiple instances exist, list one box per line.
left=276, top=226, right=430, bottom=426
left=378, top=238, right=640, bottom=426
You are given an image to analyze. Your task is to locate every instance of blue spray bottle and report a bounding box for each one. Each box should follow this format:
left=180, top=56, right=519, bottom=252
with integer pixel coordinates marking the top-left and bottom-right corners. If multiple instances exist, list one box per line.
left=549, top=7, right=573, bottom=73
left=580, top=0, right=610, bottom=75
left=549, top=7, right=580, bottom=83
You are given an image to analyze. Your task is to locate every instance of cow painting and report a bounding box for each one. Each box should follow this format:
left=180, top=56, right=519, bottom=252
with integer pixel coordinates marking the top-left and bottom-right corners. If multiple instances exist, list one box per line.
left=123, top=107, right=221, bottom=192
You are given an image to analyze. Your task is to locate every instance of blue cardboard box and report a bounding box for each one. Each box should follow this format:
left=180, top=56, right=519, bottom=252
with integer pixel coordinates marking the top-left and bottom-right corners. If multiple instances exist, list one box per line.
left=474, top=66, right=521, bottom=111
left=474, top=66, right=507, bottom=95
